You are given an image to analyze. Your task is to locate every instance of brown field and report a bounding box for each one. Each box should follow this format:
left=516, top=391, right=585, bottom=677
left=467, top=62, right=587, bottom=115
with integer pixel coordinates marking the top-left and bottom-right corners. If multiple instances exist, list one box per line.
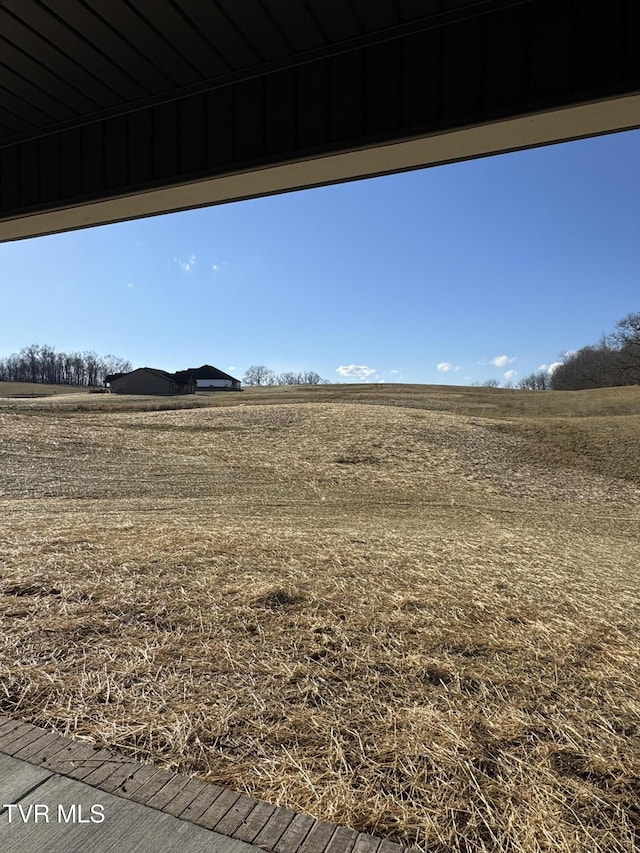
left=0, top=380, right=87, bottom=398
left=1, top=384, right=639, bottom=852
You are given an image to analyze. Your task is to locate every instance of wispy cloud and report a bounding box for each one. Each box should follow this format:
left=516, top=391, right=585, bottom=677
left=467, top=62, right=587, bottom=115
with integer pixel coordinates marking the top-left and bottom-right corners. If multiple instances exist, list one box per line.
left=336, top=364, right=378, bottom=381
left=503, top=369, right=517, bottom=380
left=212, top=261, right=229, bottom=272
left=538, top=361, right=562, bottom=375
left=174, top=254, right=197, bottom=272
left=490, top=354, right=516, bottom=367
left=437, top=362, right=461, bottom=372
left=127, top=282, right=134, bottom=288
left=383, top=369, right=403, bottom=382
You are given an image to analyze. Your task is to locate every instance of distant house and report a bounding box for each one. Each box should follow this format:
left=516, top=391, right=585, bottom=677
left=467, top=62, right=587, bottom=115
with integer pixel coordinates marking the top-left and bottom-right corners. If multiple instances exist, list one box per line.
left=173, top=365, right=242, bottom=391
left=106, top=367, right=196, bottom=395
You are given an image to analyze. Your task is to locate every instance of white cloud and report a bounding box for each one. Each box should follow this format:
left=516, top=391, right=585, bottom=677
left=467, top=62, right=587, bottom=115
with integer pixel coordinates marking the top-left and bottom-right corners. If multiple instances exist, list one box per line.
left=174, top=254, right=197, bottom=272
left=503, top=369, right=517, bottom=380
left=538, top=361, right=563, bottom=375
left=437, top=362, right=462, bottom=372
left=336, top=364, right=378, bottom=381
left=491, top=354, right=516, bottom=367
left=382, top=369, right=403, bottom=382
left=127, top=282, right=134, bottom=288
left=212, top=261, right=229, bottom=272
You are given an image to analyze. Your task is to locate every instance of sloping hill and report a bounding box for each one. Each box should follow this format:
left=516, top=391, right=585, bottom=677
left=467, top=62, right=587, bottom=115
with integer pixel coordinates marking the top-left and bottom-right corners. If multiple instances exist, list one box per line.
left=0, top=380, right=87, bottom=397
left=1, top=387, right=639, bottom=851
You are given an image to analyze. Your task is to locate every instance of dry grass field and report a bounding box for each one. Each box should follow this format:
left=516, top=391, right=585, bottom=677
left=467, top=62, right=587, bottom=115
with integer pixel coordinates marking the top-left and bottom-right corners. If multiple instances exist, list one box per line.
left=1, top=384, right=639, bottom=852
left=0, top=380, right=87, bottom=398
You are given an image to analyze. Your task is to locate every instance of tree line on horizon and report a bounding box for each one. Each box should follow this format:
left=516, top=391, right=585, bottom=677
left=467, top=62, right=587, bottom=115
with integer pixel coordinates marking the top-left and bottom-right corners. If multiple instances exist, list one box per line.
left=0, top=344, right=132, bottom=387
left=5, top=315, right=637, bottom=393
left=516, top=312, right=640, bottom=391
left=242, top=365, right=330, bottom=386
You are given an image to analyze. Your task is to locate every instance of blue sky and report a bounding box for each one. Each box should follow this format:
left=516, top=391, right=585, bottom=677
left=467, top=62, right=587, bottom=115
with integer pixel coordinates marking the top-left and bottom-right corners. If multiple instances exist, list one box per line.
left=2, top=128, right=639, bottom=386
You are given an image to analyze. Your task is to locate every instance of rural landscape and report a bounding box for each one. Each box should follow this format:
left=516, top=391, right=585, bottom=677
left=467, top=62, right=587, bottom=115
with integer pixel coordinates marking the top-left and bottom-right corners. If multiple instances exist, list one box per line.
left=1, top=381, right=639, bottom=852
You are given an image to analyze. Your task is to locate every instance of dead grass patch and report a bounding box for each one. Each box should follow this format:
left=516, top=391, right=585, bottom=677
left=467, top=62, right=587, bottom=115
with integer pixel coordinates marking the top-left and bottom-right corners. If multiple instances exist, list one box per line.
left=1, top=388, right=639, bottom=851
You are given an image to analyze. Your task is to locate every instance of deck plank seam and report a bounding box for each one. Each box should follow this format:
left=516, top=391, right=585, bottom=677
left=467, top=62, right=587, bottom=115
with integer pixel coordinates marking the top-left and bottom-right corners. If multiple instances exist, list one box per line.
left=0, top=771, right=55, bottom=815
left=0, top=716, right=416, bottom=852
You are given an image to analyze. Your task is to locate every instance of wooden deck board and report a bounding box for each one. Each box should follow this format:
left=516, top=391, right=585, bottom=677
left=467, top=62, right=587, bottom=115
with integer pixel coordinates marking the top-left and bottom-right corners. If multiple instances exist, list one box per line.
left=10, top=730, right=56, bottom=757
left=38, top=740, right=99, bottom=772
left=65, top=747, right=123, bottom=782
left=81, top=755, right=134, bottom=787
left=352, top=834, right=383, bottom=853
left=326, top=826, right=360, bottom=853
left=144, top=772, right=191, bottom=810
left=162, top=777, right=214, bottom=818
left=214, top=795, right=261, bottom=837
left=177, top=781, right=225, bottom=822
left=0, top=764, right=263, bottom=853
left=128, top=767, right=179, bottom=805
left=274, top=813, right=316, bottom=853
left=0, top=717, right=414, bottom=853
left=0, top=719, right=30, bottom=739
left=11, top=731, right=63, bottom=762
left=231, top=800, right=279, bottom=844
left=29, top=737, right=119, bottom=780
left=252, top=805, right=298, bottom=849
left=111, top=763, right=165, bottom=798
left=297, top=820, right=339, bottom=853
left=377, top=841, right=408, bottom=853
left=95, top=760, right=142, bottom=794
left=0, top=724, right=49, bottom=754
left=0, top=719, right=23, bottom=740
left=198, top=788, right=242, bottom=830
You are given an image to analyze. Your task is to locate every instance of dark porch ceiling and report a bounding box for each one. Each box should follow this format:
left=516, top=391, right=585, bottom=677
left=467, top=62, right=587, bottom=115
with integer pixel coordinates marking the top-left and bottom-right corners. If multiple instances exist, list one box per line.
left=1, top=0, right=639, bottom=240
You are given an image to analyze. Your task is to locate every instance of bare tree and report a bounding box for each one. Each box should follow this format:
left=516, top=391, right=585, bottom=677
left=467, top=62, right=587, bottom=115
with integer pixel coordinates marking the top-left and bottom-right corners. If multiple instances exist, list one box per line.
left=518, top=371, right=551, bottom=390
left=271, top=369, right=331, bottom=385
left=243, top=365, right=275, bottom=386
left=547, top=312, right=640, bottom=391
left=610, top=312, right=640, bottom=384
left=301, top=370, right=325, bottom=385
left=611, top=312, right=640, bottom=349
left=276, top=371, right=302, bottom=385
left=38, top=344, right=57, bottom=384
left=21, top=344, right=41, bottom=382
left=0, top=344, right=132, bottom=387
left=83, top=350, right=101, bottom=387
left=98, top=355, right=132, bottom=386
left=4, top=354, right=20, bottom=381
